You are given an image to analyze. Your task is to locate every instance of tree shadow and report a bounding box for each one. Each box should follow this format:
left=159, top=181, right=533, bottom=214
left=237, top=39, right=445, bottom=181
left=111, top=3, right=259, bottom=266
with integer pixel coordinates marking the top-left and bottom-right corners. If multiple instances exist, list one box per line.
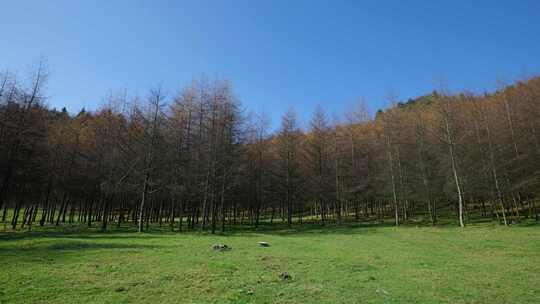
left=0, top=239, right=166, bottom=264
left=240, top=221, right=390, bottom=237
left=0, top=225, right=168, bottom=241
left=2, top=215, right=537, bottom=241
left=1, top=241, right=163, bottom=252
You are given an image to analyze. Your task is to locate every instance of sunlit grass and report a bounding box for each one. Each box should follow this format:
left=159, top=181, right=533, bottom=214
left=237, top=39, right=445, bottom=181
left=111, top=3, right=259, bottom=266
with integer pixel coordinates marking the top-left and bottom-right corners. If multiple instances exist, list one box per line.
left=1, top=220, right=539, bottom=303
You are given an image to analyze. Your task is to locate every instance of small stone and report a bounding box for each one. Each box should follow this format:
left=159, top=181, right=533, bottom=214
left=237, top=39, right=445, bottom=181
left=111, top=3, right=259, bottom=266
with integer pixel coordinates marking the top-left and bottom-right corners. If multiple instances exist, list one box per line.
left=258, top=241, right=270, bottom=247
left=279, top=272, right=291, bottom=280
left=212, top=244, right=231, bottom=251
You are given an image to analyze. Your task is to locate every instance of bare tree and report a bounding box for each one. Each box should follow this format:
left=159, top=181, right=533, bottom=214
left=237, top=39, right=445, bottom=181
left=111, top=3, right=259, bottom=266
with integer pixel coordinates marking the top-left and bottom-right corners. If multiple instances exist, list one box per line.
left=138, top=88, right=165, bottom=232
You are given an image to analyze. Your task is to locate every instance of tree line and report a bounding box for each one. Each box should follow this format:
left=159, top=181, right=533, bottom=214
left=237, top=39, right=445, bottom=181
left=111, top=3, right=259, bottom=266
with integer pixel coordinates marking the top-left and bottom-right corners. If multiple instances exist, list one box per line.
left=1, top=64, right=539, bottom=232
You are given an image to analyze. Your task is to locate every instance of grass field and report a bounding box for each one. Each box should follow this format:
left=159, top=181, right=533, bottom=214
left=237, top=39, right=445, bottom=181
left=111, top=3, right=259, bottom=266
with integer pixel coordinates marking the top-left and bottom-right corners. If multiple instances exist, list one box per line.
left=1, top=221, right=540, bottom=304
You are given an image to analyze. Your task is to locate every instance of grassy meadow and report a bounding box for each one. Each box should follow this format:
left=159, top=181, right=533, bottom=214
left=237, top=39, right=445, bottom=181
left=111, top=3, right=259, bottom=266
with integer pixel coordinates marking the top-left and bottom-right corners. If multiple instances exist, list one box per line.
left=1, top=220, right=539, bottom=304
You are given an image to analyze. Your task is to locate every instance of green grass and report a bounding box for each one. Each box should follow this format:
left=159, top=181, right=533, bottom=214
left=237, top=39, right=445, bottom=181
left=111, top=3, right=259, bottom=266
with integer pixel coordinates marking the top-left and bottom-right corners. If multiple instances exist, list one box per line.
left=1, top=222, right=540, bottom=303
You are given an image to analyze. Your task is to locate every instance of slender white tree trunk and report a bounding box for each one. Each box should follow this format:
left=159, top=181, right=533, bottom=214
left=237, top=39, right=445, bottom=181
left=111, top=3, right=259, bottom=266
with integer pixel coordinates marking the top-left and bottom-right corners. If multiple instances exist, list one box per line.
left=385, top=134, right=399, bottom=227
left=443, top=111, right=465, bottom=227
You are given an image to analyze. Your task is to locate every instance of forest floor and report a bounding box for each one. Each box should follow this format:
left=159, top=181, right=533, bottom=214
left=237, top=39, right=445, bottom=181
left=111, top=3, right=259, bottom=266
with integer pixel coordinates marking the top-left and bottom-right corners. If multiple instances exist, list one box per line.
left=1, top=220, right=540, bottom=304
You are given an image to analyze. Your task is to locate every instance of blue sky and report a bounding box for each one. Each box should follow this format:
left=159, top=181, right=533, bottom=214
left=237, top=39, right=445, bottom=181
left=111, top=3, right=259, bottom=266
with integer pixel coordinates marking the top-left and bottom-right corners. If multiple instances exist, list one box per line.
left=1, top=0, right=539, bottom=128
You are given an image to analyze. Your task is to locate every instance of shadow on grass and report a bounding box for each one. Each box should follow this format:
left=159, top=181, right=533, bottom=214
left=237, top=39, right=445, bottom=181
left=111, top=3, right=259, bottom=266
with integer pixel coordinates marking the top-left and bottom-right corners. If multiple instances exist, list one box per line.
left=1, top=215, right=538, bottom=241
left=1, top=240, right=163, bottom=252
left=0, top=226, right=157, bottom=241
left=0, top=239, right=166, bottom=265
left=240, top=220, right=394, bottom=237
left=0, top=218, right=399, bottom=241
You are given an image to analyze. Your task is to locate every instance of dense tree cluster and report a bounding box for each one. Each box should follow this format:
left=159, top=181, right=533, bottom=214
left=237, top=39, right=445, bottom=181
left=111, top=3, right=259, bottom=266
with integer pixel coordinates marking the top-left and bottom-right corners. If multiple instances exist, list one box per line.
left=1, top=64, right=539, bottom=232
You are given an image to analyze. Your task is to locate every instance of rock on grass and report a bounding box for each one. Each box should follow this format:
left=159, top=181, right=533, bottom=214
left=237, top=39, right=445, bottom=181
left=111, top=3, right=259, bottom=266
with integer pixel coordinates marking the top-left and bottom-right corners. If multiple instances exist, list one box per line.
left=279, top=272, right=292, bottom=280
left=212, top=244, right=231, bottom=251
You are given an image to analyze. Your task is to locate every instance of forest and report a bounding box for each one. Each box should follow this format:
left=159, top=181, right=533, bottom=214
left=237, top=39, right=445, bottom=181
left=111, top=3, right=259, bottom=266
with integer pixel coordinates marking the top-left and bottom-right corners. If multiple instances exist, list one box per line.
left=1, top=63, right=540, bottom=233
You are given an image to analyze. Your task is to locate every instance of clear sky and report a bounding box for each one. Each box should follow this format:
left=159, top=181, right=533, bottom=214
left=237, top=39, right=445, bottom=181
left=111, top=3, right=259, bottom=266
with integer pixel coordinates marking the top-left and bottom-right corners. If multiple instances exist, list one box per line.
left=1, top=0, right=539, bottom=128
